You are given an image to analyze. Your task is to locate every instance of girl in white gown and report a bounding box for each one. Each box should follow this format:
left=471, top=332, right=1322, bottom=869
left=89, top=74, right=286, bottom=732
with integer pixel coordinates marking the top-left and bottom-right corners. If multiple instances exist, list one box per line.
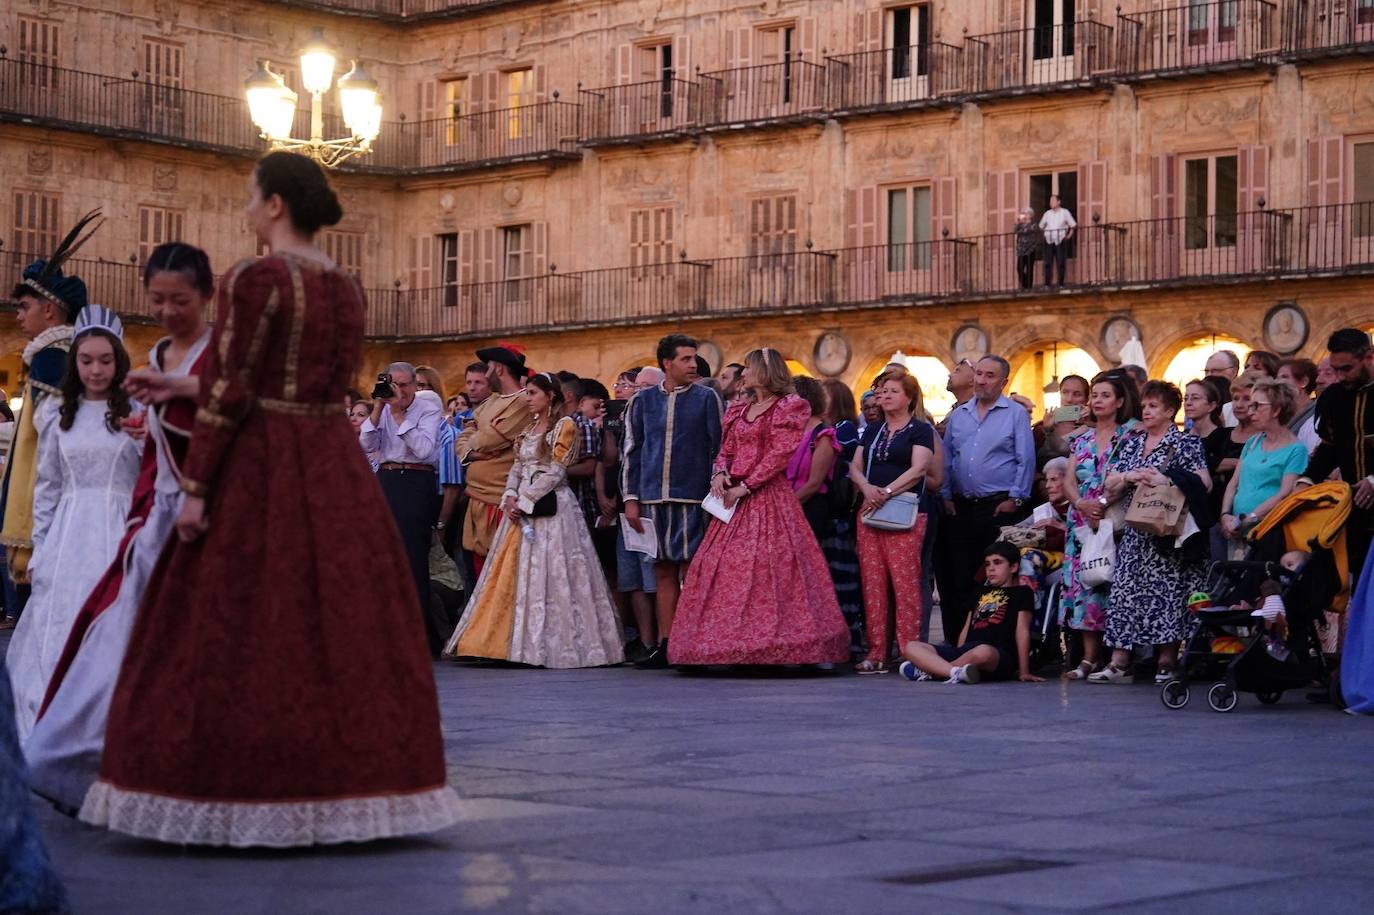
left=7, top=306, right=141, bottom=738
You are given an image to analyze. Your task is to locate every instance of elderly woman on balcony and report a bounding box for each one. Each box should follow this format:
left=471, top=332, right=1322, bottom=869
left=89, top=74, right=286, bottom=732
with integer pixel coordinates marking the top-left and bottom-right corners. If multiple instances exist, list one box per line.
left=1015, top=207, right=1041, bottom=291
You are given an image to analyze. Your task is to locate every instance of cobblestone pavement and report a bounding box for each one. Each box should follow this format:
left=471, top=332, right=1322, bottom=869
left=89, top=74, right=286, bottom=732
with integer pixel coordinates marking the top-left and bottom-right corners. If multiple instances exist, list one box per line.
left=31, top=660, right=1374, bottom=914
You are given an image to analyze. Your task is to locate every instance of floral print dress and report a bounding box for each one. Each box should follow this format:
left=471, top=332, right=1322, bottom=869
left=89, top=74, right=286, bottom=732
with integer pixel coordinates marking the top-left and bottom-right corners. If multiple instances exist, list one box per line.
left=1105, top=428, right=1209, bottom=649
left=1059, top=423, right=1131, bottom=632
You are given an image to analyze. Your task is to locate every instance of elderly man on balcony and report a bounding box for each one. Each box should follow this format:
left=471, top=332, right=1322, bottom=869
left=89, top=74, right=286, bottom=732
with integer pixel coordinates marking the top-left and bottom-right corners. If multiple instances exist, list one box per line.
left=1038, top=194, right=1077, bottom=288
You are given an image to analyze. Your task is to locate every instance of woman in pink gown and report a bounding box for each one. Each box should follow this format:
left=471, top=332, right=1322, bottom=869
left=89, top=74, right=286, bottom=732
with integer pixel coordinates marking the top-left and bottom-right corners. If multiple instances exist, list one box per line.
left=669, top=349, right=849, bottom=666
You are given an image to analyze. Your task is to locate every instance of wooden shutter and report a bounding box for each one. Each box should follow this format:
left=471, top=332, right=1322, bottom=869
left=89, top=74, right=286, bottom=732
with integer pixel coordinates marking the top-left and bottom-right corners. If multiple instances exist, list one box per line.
left=458, top=229, right=477, bottom=285
left=1150, top=153, right=1180, bottom=278
left=799, top=17, right=818, bottom=60
left=479, top=226, right=498, bottom=282
left=673, top=34, right=694, bottom=80
left=532, top=222, right=548, bottom=275
left=1080, top=160, right=1109, bottom=223
left=12, top=190, right=60, bottom=256
left=616, top=44, right=635, bottom=84
left=1077, top=162, right=1108, bottom=281
left=534, top=65, right=548, bottom=103
left=417, top=80, right=437, bottom=122
left=1150, top=153, right=1178, bottom=220
left=409, top=235, right=435, bottom=288
left=749, top=197, right=771, bottom=257
left=1237, top=145, right=1268, bottom=212
left=137, top=206, right=185, bottom=265
left=143, top=38, right=183, bottom=89
left=1236, top=146, right=1269, bottom=270
left=1306, top=137, right=1345, bottom=268
left=725, top=28, right=754, bottom=69
left=855, top=8, right=883, bottom=52
left=322, top=230, right=364, bottom=280
left=18, top=18, right=60, bottom=88
left=1307, top=137, right=1343, bottom=208
left=985, top=169, right=1018, bottom=233
left=844, top=186, right=880, bottom=301
left=932, top=177, right=958, bottom=290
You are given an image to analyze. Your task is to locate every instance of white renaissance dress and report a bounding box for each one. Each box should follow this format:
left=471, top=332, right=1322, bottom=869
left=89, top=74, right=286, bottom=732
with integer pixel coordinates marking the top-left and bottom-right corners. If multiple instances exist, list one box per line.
left=444, top=416, right=625, bottom=668
left=7, top=398, right=141, bottom=739
left=25, top=331, right=210, bottom=810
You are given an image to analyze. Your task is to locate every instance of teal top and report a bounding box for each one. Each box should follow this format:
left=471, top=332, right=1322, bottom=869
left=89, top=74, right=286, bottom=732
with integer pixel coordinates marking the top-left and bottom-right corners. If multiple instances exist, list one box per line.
left=1234, top=433, right=1308, bottom=517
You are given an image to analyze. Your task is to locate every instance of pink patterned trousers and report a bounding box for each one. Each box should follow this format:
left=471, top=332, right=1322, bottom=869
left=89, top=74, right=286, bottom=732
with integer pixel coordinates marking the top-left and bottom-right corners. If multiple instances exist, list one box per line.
left=856, top=513, right=928, bottom=663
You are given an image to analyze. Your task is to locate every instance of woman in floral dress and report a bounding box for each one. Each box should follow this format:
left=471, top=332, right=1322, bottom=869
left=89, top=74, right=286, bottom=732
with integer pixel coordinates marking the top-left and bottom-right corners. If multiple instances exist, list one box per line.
left=1090, top=381, right=1211, bottom=684
left=1060, top=371, right=1138, bottom=679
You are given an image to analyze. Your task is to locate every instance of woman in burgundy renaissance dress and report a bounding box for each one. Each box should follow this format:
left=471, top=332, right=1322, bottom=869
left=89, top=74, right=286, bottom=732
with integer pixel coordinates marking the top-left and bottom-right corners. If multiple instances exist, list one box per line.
left=669, top=348, right=850, bottom=666
left=80, top=152, right=461, bottom=847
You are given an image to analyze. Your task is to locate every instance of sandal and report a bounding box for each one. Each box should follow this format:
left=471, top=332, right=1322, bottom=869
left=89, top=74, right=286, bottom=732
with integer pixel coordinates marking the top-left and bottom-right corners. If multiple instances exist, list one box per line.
left=1087, top=663, right=1134, bottom=684
left=855, top=659, right=888, bottom=675
left=1063, top=660, right=1093, bottom=680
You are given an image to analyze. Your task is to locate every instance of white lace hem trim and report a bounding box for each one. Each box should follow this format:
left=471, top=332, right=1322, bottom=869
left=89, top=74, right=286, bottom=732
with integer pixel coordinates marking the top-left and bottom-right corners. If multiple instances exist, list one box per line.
left=79, top=781, right=463, bottom=848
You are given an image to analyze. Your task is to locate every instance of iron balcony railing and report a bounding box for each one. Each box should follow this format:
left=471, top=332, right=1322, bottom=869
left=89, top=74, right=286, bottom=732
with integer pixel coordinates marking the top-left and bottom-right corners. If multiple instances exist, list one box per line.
left=1116, top=0, right=1279, bottom=79
left=0, top=58, right=580, bottom=175
left=825, top=42, right=967, bottom=111
left=4, top=205, right=1371, bottom=341
left=1286, top=0, right=1374, bottom=55
left=698, top=58, right=829, bottom=128
left=271, top=0, right=545, bottom=22
left=373, top=102, right=581, bottom=171
left=369, top=203, right=1373, bottom=339
left=578, top=79, right=711, bottom=143
left=957, top=20, right=1116, bottom=95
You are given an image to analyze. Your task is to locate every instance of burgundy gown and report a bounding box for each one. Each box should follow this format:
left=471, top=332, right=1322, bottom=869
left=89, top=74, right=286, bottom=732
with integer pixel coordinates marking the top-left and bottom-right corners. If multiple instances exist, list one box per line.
left=670, top=394, right=850, bottom=665
left=80, top=254, right=461, bottom=846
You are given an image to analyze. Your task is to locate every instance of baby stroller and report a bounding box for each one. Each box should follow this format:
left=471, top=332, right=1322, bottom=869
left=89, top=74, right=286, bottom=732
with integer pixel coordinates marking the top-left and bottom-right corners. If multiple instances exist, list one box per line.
left=1161, top=482, right=1351, bottom=712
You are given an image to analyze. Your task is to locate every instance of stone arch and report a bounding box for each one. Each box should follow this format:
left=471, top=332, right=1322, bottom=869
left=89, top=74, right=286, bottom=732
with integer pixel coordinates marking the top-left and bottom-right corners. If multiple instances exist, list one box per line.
left=852, top=341, right=957, bottom=419
left=1309, top=312, right=1374, bottom=360
left=1152, top=329, right=1252, bottom=389
left=1145, top=324, right=1259, bottom=380
left=996, top=321, right=1106, bottom=373
left=1004, top=339, right=1104, bottom=416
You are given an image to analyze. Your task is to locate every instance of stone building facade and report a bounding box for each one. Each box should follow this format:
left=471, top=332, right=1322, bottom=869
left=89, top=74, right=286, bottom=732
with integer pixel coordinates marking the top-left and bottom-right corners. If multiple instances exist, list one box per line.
left=1, top=0, right=1372, bottom=409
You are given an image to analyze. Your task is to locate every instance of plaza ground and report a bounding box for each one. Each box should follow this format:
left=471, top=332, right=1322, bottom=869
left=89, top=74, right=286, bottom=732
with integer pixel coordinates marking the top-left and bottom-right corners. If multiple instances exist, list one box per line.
left=28, top=657, right=1374, bottom=914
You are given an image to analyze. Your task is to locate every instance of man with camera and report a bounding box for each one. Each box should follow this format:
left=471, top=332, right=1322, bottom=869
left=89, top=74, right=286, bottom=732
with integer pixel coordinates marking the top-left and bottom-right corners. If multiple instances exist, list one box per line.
left=456, top=343, right=535, bottom=577
left=360, top=361, right=444, bottom=650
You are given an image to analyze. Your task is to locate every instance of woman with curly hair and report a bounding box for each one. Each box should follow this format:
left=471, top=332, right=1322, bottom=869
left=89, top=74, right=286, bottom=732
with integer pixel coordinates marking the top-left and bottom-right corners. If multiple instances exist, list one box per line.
left=7, top=306, right=142, bottom=738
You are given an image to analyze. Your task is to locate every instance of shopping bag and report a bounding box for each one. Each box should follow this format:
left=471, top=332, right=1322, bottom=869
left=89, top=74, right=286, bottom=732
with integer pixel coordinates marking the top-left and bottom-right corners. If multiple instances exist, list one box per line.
left=1077, top=519, right=1116, bottom=588
left=1124, top=482, right=1186, bottom=536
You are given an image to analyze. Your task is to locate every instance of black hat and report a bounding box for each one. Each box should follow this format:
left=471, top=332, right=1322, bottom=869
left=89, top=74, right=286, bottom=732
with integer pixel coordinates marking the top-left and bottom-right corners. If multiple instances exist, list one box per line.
left=12, top=208, right=103, bottom=323
left=476, top=342, right=529, bottom=378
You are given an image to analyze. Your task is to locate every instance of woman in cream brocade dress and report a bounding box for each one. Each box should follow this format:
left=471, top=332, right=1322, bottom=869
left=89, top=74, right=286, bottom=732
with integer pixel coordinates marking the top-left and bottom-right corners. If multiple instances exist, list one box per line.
left=445, top=400, right=624, bottom=669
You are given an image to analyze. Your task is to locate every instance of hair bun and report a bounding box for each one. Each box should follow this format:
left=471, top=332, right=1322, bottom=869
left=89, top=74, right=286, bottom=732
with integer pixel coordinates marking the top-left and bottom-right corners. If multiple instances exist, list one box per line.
left=255, top=152, right=346, bottom=234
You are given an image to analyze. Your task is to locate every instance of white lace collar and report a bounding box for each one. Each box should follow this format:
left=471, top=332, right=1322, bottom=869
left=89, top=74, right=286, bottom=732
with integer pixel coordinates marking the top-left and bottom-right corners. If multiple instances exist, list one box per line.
left=22, top=324, right=73, bottom=366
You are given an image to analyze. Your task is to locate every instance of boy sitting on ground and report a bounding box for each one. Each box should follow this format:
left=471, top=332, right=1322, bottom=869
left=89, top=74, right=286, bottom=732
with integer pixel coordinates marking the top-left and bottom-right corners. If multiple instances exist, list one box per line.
left=900, top=541, right=1043, bottom=684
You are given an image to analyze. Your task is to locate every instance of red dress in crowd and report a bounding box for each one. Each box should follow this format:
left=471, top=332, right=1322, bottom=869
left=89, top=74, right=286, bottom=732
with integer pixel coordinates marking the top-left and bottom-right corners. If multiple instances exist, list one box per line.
left=79, top=254, right=461, bottom=847
left=670, top=395, right=850, bottom=665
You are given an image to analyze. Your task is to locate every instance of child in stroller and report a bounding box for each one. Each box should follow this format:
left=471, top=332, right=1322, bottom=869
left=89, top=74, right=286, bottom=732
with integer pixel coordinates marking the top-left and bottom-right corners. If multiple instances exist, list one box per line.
left=1162, top=482, right=1351, bottom=712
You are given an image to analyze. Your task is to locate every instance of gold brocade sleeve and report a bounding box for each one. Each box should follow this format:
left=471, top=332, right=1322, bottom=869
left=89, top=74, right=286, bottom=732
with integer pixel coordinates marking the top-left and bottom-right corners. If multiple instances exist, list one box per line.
left=180, top=260, right=282, bottom=497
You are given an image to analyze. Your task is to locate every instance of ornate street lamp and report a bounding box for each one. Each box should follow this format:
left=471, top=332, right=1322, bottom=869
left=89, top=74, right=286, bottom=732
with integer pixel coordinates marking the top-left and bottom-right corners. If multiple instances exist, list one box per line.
left=244, top=28, right=381, bottom=168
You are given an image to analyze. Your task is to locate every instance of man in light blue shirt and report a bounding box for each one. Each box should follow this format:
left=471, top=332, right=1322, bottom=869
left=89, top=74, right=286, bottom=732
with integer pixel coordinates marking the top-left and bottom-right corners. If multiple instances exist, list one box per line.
left=938, top=355, right=1035, bottom=640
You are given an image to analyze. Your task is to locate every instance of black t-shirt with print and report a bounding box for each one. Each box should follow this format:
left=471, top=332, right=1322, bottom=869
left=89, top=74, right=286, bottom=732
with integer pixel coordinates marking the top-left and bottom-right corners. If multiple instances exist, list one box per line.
left=965, top=584, right=1035, bottom=652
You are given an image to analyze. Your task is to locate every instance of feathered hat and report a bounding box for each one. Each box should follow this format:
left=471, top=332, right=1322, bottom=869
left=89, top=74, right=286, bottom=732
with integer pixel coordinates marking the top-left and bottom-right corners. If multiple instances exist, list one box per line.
left=13, top=208, right=104, bottom=323
left=73, top=304, right=124, bottom=342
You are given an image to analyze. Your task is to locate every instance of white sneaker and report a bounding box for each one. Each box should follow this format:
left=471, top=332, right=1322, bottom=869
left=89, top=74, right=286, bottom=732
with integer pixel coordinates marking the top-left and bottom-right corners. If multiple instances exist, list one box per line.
left=946, top=664, right=982, bottom=685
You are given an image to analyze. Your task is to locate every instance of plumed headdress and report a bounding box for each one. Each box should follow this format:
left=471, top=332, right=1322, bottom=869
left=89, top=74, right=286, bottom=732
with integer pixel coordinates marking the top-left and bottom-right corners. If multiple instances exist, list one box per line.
left=14, top=208, right=104, bottom=323
left=73, top=304, right=124, bottom=343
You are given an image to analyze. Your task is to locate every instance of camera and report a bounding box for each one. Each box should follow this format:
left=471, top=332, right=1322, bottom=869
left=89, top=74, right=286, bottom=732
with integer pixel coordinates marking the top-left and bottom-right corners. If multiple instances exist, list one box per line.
left=371, top=372, right=395, bottom=400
